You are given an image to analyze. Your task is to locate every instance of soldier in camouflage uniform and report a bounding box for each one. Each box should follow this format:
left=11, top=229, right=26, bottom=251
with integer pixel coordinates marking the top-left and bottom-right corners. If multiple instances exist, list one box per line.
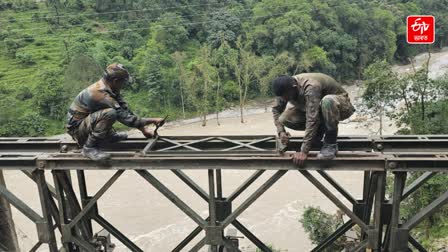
left=272, top=73, right=355, bottom=167
left=67, top=63, right=165, bottom=161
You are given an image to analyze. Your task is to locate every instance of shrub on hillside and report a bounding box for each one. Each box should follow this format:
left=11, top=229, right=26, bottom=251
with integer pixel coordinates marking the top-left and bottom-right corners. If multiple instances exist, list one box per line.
left=68, top=15, right=85, bottom=25
left=4, top=38, right=24, bottom=57
left=16, top=52, right=35, bottom=65
left=23, top=34, right=34, bottom=43
left=300, top=207, right=346, bottom=251
left=0, top=30, right=9, bottom=41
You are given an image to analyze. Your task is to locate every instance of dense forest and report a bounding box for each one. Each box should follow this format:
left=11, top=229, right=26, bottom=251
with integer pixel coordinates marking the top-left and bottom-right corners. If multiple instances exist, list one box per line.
left=0, top=0, right=447, bottom=136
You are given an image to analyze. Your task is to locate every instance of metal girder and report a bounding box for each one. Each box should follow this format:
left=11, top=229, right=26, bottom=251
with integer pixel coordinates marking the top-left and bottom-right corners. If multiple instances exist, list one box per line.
left=2, top=135, right=448, bottom=252
left=34, top=170, right=58, bottom=252
left=54, top=171, right=91, bottom=241
left=4, top=135, right=448, bottom=153
left=172, top=223, right=204, bottom=252
left=403, top=190, right=448, bottom=230
left=0, top=183, right=43, bottom=223
left=402, top=172, right=436, bottom=200
left=215, top=137, right=266, bottom=151
left=317, top=171, right=357, bottom=205
left=190, top=237, right=206, bottom=252
left=221, top=170, right=287, bottom=228
left=222, top=136, right=274, bottom=151
left=94, top=215, right=143, bottom=252
left=67, top=170, right=124, bottom=230
left=299, top=170, right=368, bottom=231
left=136, top=170, right=207, bottom=228
left=232, top=220, right=272, bottom=252
left=409, top=236, right=428, bottom=252
left=387, top=172, right=407, bottom=251
left=228, top=170, right=265, bottom=202
left=311, top=220, right=355, bottom=252
left=35, top=152, right=387, bottom=171
left=171, top=169, right=209, bottom=201
left=371, top=172, right=386, bottom=251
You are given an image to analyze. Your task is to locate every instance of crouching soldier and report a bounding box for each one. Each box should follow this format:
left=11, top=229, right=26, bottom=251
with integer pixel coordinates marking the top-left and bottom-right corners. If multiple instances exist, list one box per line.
left=272, top=73, right=355, bottom=167
left=67, top=63, right=165, bottom=161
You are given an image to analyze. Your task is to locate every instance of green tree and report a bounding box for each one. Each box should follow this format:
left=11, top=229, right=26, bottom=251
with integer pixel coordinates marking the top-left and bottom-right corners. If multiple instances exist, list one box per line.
left=34, top=70, right=66, bottom=120
left=171, top=51, right=188, bottom=119
left=63, top=55, right=103, bottom=102
left=151, top=12, right=189, bottom=53
left=231, top=38, right=257, bottom=123
left=362, top=60, right=400, bottom=135
left=300, top=207, right=346, bottom=251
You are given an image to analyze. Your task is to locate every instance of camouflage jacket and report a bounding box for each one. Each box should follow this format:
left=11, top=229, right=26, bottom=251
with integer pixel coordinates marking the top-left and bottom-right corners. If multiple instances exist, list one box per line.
left=272, top=73, right=347, bottom=153
left=66, top=79, right=144, bottom=130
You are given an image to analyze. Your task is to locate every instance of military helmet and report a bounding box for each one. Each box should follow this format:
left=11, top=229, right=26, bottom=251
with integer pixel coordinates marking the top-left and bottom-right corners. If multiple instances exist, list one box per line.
left=104, top=63, right=131, bottom=82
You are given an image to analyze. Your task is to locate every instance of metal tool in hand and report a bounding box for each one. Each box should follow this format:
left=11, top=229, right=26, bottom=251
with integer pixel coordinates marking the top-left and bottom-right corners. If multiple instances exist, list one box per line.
left=140, top=115, right=168, bottom=155
left=153, top=115, right=168, bottom=138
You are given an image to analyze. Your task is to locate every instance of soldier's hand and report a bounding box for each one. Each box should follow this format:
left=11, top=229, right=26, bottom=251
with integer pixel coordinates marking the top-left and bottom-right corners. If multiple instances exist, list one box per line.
left=153, top=117, right=166, bottom=127
left=140, top=127, right=155, bottom=138
left=292, top=152, right=308, bottom=168
left=279, top=132, right=289, bottom=145
left=142, top=118, right=165, bottom=127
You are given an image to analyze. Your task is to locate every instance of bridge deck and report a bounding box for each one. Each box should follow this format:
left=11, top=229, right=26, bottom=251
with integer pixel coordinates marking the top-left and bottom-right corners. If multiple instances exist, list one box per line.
left=0, top=135, right=447, bottom=252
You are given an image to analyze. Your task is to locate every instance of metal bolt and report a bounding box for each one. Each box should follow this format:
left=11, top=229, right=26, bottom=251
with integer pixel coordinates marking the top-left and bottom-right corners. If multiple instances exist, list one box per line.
left=376, top=144, right=384, bottom=151
left=388, top=162, right=398, bottom=169
left=60, top=144, right=68, bottom=153
left=37, top=161, right=45, bottom=168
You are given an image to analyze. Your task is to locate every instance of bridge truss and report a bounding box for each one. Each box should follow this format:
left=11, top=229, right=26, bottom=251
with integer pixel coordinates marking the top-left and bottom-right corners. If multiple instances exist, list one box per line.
left=0, top=135, right=447, bottom=252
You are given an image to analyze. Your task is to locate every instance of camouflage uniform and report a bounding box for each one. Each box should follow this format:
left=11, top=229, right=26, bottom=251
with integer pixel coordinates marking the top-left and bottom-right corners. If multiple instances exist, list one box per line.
left=66, top=79, right=144, bottom=146
left=272, top=73, right=355, bottom=153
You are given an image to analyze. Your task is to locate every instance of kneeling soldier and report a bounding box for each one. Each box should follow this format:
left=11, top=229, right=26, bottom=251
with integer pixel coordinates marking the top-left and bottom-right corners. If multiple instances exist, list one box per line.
left=67, top=63, right=165, bottom=161
left=272, top=73, right=355, bottom=167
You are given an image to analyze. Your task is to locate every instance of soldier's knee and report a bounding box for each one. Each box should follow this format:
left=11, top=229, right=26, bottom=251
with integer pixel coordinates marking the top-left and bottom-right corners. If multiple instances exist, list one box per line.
left=102, top=108, right=117, bottom=121
left=279, top=114, right=305, bottom=131
left=320, top=96, right=338, bottom=113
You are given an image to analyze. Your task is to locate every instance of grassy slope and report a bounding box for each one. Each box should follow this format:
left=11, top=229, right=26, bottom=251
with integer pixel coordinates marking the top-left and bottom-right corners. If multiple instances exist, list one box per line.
left=0, top=5, right=118, bottom=135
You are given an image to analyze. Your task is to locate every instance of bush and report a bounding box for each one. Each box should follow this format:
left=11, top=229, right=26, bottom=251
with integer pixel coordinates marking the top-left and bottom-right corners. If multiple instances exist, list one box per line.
left=8, top=16, right=16, bottom=23
left=23, top=34, right=35, bottom=43
left=68, top=15, right=85, bottom=25
left=35, top=40, right=45, bottom=46
left=16, top=86, right=33, bottom=101
left=16, top=52, right=35, bottom=65
left=4, top=38, right=24, bottom=57
left=0, top=30, right=9, bottom=41
left=300, top=207, right=346, bottom=251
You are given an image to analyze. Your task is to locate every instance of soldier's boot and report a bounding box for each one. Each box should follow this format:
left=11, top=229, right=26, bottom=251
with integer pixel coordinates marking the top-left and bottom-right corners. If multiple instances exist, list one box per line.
left=82, top=136, right=111, bottom=162
left=108, top=131, right=128, bottom=143
left=317, top=143, right=338, bottom=160
left=317, top=129, right=338, bottom=160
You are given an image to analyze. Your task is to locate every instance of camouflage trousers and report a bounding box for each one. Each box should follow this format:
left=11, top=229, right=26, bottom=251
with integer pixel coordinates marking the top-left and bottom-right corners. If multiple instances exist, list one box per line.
left=67, top=108, right=117, bottom=147
left=278, top=93, right=355, bottom=143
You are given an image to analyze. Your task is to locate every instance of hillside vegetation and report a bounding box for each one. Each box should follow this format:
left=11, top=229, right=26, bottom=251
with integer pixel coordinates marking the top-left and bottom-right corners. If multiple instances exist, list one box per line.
left=1, top=0, right=447, bottom=136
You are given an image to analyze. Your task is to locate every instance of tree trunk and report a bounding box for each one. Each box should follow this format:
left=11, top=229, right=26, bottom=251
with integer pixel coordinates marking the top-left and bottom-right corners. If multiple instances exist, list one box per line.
left=0, top=171, right=19, bottom=252
left=180, top=81, right=186, bottom=119
left=216, top=73, right=221, bottom=126
left=239, top=83, right=244, bottom=123
left=202, top=78, right=208, bottom=127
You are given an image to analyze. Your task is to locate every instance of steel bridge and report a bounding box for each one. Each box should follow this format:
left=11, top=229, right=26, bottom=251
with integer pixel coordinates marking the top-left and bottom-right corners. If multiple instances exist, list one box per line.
left=0, top=135, right=447, bottom=252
